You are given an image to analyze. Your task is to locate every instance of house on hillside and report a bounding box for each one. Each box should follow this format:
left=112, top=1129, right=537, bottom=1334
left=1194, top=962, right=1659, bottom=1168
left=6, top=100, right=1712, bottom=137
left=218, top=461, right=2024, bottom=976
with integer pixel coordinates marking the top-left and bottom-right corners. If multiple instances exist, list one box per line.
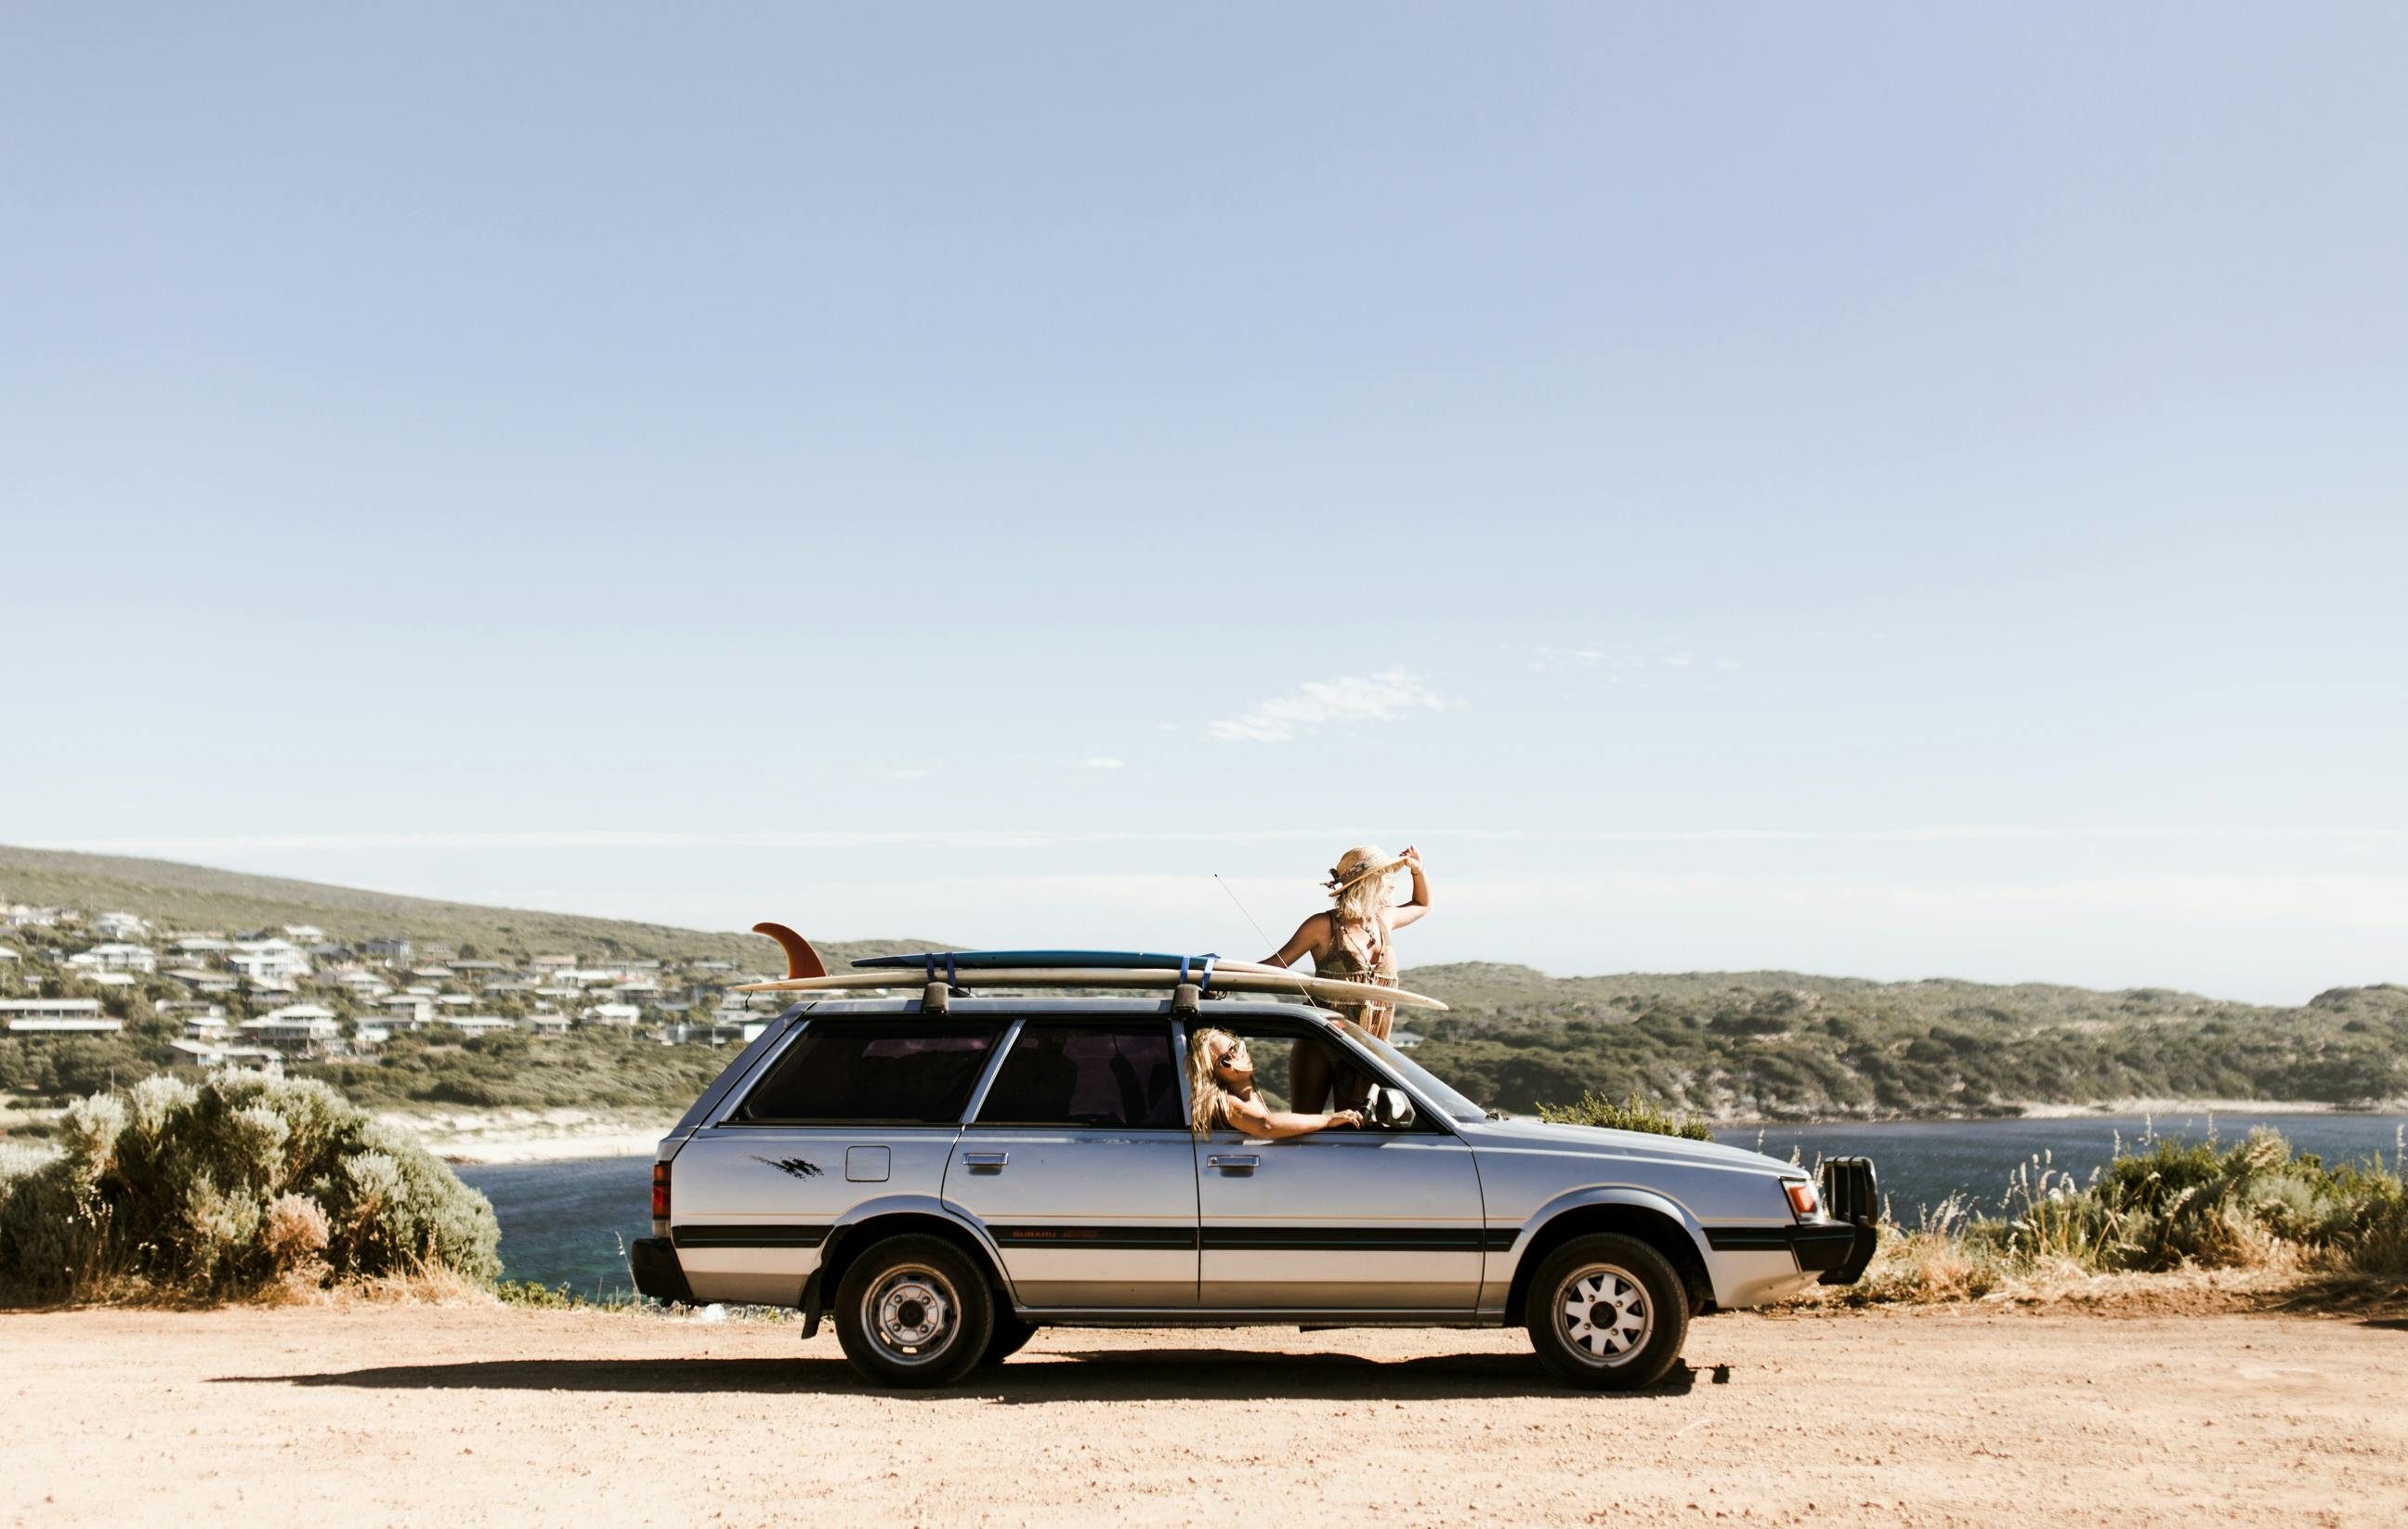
left=2, top=999, right=120, bottom=1036
left=242, top=1005, right=340, bottom=1052
left=169, top=935, right=231, bottom=957
left=448, top=1015, right=515, bottom=1039
left=579, top=1002, right=642, bottom=1027
left=71, top=942, right=158, bottom=974
left=378, top=994, right=435, bottom=1026
left=281, top=925, right=325, bottom=942
left=178, top=1010, right=234, bottom=1039
left=229, top=939, right=311, bottom=984
left=169, top=1039, right=282, bottom=1074
left=362, top=938, right=412, bottom=961
left=520, top=1012, right=571, bottom=1036
left=93, top=912, right=149, bottom=940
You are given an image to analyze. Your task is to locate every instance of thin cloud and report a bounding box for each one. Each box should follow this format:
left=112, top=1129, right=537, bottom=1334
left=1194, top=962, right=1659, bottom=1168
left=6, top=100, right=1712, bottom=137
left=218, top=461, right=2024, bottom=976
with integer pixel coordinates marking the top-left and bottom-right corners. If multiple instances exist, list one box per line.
left=1206, top=668, right=1454, bottom=743
left=1076, top=757, right=1125, bottom=770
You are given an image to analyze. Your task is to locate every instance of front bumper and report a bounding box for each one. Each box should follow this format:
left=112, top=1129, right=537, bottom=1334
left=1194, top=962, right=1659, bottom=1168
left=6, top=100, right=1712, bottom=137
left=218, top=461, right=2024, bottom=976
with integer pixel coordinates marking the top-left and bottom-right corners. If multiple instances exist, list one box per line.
left=628, top=1235, right=696, bottom=1305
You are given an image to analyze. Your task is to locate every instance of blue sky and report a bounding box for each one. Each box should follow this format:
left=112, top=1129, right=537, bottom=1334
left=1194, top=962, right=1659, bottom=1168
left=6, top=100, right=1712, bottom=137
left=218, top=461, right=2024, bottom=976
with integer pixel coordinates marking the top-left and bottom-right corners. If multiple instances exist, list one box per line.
left=4, top=5, right=2402, bottom=1001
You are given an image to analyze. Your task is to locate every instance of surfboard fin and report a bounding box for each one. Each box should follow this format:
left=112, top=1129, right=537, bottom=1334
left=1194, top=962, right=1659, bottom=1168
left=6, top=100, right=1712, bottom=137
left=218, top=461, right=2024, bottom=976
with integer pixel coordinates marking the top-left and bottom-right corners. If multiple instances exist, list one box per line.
left=752, top=922, right=828, bottom=981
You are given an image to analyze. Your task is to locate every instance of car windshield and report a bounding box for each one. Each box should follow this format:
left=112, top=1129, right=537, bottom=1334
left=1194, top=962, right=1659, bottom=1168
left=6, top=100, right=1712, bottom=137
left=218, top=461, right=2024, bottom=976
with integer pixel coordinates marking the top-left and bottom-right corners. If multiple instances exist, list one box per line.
left=1337, top=1020, right=1485, bottom=1123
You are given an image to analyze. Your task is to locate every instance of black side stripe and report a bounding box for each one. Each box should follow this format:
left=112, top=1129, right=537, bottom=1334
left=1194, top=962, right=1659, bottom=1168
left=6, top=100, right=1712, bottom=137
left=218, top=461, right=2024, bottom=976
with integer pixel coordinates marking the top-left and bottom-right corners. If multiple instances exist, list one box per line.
left=989, top=1224, right=1199, bottom=1249
left=674, top=1223, right=831, bottom=1249
left=1703, top=1227, right=1800, bottom=1252
left=1200, top=1227, right=1492, bottom=1252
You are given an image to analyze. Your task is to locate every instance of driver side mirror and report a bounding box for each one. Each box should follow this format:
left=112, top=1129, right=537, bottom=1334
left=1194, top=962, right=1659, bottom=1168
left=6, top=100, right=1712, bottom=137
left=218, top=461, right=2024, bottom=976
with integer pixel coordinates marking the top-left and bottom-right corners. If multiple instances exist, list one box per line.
left=1365, top=1085, right=1417, bottom=1130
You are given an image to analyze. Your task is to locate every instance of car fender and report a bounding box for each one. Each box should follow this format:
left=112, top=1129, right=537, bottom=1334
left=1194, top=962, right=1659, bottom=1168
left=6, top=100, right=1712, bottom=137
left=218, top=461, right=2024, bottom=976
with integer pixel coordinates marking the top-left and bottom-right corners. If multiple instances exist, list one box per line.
left=821, top=1192, right=1021, bottom=1302
left=1494, top=1184, right=1719, bottom=1304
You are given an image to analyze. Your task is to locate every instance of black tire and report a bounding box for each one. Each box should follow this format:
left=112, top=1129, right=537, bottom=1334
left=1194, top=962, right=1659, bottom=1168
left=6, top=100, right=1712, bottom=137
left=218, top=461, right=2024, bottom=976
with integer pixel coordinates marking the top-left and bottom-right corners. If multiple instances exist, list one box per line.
left=1524, top=1232, right=1690, bottom=1391
left=982, top=1310, right=1036, bottom=1365
left=831, top=1234, right=995, bottom=1389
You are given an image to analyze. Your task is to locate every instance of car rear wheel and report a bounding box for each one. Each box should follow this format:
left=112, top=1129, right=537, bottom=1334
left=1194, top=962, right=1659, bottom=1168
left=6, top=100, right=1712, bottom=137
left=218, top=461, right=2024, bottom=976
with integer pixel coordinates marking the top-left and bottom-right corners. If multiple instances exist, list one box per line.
left=832, top=1234, right=994, bottom=1388
left=1525, top=1232, right=1689, bottom=1391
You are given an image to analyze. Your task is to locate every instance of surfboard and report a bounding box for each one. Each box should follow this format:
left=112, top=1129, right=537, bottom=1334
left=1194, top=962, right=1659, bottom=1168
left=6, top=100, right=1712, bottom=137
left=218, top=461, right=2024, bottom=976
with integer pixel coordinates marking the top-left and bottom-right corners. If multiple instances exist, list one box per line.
left=852, top=949, right=1276, bottom=974
left=730, top=965, right=1446, bottom=1011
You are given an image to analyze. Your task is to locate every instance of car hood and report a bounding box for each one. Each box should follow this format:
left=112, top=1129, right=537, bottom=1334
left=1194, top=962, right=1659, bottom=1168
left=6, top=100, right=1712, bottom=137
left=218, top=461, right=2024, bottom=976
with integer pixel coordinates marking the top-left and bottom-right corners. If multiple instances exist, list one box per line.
left=1457, top=1115, right=1798, bottom=1176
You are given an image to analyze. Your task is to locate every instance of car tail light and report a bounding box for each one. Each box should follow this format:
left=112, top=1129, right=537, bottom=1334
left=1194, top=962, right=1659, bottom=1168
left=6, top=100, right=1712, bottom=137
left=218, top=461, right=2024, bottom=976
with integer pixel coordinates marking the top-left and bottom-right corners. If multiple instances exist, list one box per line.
left=651, top=1161, right=672, bottom=1229
left=1785, top=1179, right=1821, bottom=1219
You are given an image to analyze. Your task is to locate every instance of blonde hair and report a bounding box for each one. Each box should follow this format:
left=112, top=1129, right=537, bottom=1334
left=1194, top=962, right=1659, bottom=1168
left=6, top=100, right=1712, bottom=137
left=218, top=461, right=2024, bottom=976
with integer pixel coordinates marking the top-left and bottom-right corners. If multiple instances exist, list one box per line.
left=1186, top=1026, right=1239, bottom=1138
left=1328, top=843, right=1401, bottom=937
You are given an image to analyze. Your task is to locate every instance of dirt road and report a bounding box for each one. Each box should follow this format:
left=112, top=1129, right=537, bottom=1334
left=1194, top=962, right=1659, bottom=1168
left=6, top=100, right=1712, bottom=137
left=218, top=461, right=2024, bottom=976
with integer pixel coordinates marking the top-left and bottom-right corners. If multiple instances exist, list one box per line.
left=5, top=1303, right=2401, bottom=1528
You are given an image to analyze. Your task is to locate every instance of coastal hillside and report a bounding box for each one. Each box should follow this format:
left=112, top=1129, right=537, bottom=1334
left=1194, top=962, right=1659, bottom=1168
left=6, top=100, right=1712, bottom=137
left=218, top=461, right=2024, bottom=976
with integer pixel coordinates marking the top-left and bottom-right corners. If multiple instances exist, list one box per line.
left=3, top=846, right=2401, bottom=1120
left=0, top=844, right=930, bottom=966
left=1398, top=963, right=2408, bottom=1118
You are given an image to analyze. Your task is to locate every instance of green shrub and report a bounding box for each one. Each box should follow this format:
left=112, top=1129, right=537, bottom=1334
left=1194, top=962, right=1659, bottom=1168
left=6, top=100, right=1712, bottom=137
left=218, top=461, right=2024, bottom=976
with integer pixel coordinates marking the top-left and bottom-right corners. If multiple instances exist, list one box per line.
left=1536, top=1091, right=1714, bottom=1141
left=1826, top=1127, right=2408, bottom=1302
left=0, top=1072, right=500, bottom=1304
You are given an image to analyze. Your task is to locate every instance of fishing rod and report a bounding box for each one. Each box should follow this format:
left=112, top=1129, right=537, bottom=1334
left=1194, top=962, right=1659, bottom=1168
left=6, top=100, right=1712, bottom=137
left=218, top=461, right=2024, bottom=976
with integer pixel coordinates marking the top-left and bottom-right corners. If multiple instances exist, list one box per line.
left=1211, top=872, right=1324, bottom=1010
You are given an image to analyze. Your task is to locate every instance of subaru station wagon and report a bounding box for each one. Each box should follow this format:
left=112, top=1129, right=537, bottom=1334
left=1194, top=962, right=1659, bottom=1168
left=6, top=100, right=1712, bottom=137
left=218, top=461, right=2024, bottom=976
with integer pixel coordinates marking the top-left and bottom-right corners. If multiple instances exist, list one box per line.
left=629, top=973, right=1877, bottom=1390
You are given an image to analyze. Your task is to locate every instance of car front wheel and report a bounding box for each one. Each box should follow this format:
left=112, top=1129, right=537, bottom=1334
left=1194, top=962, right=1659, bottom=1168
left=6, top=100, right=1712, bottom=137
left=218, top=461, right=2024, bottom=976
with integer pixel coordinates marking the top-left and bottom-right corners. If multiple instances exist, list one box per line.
left=831, top=1234, right=995, bottom=1389
left=983, top=1310, right=1036, bottom=1365
left=1525, top=1232, right=1690, bottom=1390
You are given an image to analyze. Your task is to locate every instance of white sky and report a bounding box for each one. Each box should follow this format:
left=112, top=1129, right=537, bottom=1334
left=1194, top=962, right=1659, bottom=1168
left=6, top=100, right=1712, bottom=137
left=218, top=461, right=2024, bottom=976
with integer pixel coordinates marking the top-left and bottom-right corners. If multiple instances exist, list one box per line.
left=4, top=6, right=2402, bottom=1003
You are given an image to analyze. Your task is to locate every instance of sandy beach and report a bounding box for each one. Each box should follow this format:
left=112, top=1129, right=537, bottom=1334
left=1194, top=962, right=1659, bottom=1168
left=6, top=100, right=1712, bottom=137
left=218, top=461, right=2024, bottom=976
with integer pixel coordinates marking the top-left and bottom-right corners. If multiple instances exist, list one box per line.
left=5, top=1300, right=2401, bottom=1528
left=376, top=1108, right=675, bottom=1164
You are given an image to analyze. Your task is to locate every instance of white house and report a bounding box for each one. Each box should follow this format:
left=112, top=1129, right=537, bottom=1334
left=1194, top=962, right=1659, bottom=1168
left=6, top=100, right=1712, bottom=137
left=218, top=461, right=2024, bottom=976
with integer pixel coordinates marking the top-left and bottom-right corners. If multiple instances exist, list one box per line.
left=281, top=924, right=326, bottom=942
left=580, top=1002, right=643, bottom=1026
left=169, top=935, right=231, bottom=956
left=2, top=999, right=120, bottom=1035
left=520, top=1012, right=572, bottom=1036
left=93, top=912, right=149, bottom=940
left=229, top=939, right=312, bottom=984
left=378, top=994, right=435, bottom=1026
left=71, top=942, right=158, bottom=974
left=448, top=1015, right=516, bottom=1039
left=169, top=1038, right=282, bottom=1074
left=660, top=1019, right=760, bottom=1047
left=242, top=1005, right=341, bottom=1052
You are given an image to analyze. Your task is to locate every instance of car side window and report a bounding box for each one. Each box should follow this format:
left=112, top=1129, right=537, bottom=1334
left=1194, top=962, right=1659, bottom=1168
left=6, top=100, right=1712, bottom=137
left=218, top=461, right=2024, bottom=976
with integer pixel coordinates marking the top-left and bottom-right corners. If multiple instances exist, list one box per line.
left=1211, top=1018, right=1448, bottom=1134
left=974, top=1023, right=1182, bottom=1130
left=735, top=1021, right=1002, bottom=1124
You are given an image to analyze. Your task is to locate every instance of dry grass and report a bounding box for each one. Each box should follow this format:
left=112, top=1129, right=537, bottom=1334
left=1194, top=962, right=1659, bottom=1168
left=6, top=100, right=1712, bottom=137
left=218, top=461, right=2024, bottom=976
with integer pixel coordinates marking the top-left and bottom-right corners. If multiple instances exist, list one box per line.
left=1785, top=1124, right=2408, bottom=1313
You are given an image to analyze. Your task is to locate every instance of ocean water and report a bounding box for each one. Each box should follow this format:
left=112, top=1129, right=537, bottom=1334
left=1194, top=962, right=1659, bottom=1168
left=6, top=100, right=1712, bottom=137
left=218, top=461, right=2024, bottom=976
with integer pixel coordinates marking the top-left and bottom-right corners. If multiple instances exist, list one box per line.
left=457, top=1112, right=2408, bottom=1295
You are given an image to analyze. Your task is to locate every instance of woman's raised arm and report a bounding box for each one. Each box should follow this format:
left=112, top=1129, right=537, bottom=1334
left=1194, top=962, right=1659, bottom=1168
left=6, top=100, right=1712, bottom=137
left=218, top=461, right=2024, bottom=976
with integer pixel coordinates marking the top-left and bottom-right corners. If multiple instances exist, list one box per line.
left=1389, top=844, right=1433, bottom=930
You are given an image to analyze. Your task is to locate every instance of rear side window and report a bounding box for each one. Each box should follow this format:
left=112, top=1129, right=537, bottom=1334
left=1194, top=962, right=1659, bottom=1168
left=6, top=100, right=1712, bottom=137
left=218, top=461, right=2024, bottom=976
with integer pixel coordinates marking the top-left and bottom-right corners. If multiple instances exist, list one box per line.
left=974, top=1023, right=1181, bottom=1130
left=736, top=1021, right=1001, bottom=1124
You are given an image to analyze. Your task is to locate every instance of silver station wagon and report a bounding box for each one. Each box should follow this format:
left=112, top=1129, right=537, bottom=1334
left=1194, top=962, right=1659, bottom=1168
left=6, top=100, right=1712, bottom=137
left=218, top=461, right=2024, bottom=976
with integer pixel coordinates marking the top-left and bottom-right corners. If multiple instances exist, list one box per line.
left=629, top=953, right=1877, bottom=1391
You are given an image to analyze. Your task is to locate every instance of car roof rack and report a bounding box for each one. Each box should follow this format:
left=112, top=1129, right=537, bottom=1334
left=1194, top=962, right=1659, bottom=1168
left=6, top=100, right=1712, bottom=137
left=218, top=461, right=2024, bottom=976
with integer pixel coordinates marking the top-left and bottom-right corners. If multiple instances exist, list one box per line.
left=732, top=958, right=1446, bottom=1015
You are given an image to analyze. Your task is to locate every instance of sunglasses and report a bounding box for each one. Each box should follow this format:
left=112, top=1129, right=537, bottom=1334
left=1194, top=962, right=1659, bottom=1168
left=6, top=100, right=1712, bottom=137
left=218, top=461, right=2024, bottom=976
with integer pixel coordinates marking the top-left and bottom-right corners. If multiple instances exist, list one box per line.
left=1214, top=1042, right=1246, bottom=1067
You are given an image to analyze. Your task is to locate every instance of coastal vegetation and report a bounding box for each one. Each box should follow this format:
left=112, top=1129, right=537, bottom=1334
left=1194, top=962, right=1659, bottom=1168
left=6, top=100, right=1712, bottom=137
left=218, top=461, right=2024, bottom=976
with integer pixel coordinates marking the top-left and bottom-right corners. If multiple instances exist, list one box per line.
left=0, top=1072, right=500, bottom=1304
left=3, top=846, right=2401, bottom=1124
left=1806, top=1125, right=2408, bottom=1305
left=1404, top=965, right=2407, bottom=1119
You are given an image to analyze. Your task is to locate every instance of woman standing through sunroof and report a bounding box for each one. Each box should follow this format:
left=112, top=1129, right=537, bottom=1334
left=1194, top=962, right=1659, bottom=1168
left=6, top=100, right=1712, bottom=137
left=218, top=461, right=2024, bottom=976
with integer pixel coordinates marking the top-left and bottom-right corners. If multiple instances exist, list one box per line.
left=1258, top=843, right=1432, bottom=1111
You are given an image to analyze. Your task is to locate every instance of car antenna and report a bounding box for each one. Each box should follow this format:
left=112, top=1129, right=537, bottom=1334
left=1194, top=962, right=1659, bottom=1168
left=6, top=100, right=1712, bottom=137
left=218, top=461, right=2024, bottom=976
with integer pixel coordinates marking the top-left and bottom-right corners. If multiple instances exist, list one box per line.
left=1211, top=873, right=1320, bottom=1010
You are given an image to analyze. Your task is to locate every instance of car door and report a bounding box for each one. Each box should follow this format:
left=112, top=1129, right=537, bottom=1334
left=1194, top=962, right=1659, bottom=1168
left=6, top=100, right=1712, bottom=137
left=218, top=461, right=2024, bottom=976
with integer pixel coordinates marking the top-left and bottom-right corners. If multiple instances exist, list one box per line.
left=670, top=1017, right=1002, bottom=1306
left=1195, top=1016, right=1485, bottom=1312
left=942, top=1018, right=1198, bottom=1309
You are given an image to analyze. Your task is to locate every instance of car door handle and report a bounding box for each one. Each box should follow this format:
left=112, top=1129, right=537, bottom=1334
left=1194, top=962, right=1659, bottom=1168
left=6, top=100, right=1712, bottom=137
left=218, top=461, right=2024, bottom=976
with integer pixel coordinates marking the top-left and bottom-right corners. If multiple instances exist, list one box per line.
left=1208, top=1154, right=1260, bottom=1173
left=962, top=1152, right=1009, bottom=1170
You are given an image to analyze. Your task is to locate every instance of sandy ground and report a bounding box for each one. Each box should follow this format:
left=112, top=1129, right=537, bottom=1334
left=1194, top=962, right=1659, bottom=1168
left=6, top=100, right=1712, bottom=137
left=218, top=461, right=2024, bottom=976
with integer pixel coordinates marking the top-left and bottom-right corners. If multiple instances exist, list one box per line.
left=374, top=1108, right=675, bottom=1163
left=6, top=1304, right=2403, bottom=1528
